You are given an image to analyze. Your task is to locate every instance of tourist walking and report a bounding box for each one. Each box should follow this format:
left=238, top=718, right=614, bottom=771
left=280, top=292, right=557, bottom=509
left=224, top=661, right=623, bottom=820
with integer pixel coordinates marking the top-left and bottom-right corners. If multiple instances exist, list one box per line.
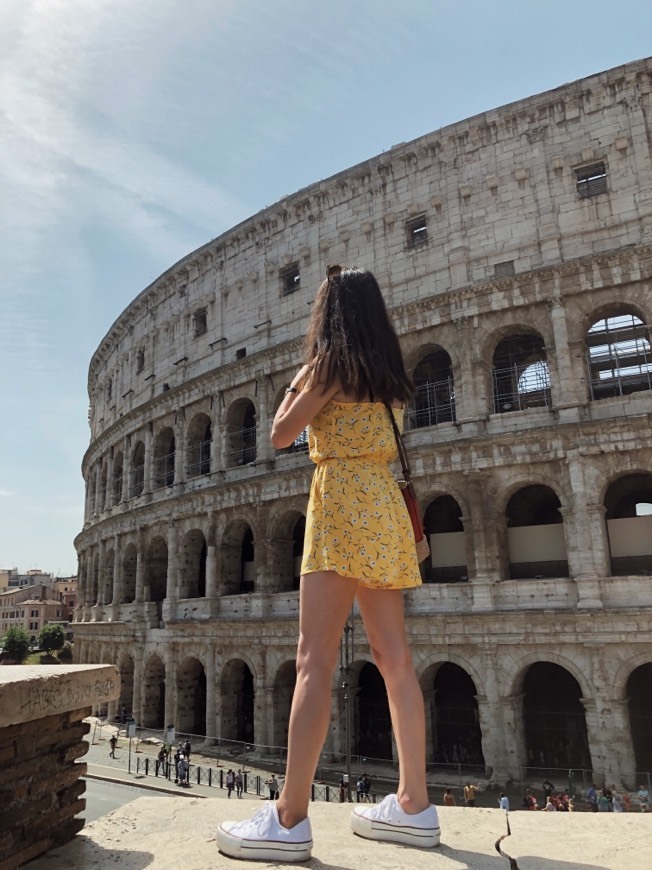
left=464, top=782, right=478, bottom=807
left=235, top=769, right=244, bottom=798
left=109, top=734, right=117, bottom=758
left=225, top=769, right=235, bottom=798
left=217, top=267, right=439, bottom=862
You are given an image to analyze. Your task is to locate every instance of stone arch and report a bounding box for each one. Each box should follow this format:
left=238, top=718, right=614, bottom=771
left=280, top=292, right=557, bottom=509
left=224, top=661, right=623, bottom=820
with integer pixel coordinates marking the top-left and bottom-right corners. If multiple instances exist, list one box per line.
left=584, top=305, right=652, bottom=401
left=177, top=656, right=207, bottom=736
left=122, top=542, right=137, bottom=604
left=354, top=661, right=392, bottom=761
left=220, top=658, right=255, bottom=744
left=130, top=440, right=145, bottom=498
left=225, top=398, right=257, bottom=467
left=423, top=494, right=467, bottom=583
left=145, top=536, right=168, bottom=620
left=604, top=472, right=652, bottom=576
left=272, top=660, right=297, bottom=749
left=420, top=661, right=484, bottom=767
left=142, top=653, right=166, bottom=729
left=519, top=661, right=591, bottom=771
left=153, top=426, right=175, bottom=489
left=491, top=331, right=551, bottom=414
left=505, top=484, right=568, bottom=579
left=625, top=662, right=652, bottom=773
left=221, top=520, right=255, bottom=595
left=179, top=529, right=207, bottom=598
left=269, top=509, right=306, bottom=593
left=186, top=412, right=212, bottom=478
left=408, top=347, right=456, bottom=428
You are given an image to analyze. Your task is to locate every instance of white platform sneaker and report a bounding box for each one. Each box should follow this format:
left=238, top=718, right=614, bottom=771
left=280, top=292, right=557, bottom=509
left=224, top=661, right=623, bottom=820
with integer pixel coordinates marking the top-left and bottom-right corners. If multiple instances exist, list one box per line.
left=351, top=793, right=441, bottom=848
left=216, top=802, right=313, bottom=862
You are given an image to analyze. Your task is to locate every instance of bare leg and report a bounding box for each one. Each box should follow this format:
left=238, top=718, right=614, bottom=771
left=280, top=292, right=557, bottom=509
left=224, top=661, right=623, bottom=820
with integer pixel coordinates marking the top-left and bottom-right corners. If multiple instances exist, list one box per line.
left=357, top=585, right=429, bottom=813
left=276, top=571, right=358, bottom=829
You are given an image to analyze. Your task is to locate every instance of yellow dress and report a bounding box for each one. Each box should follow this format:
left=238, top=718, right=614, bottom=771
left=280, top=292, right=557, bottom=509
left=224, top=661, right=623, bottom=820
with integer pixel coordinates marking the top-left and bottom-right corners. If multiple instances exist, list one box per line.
left=300, top=400, right=422, bottom=589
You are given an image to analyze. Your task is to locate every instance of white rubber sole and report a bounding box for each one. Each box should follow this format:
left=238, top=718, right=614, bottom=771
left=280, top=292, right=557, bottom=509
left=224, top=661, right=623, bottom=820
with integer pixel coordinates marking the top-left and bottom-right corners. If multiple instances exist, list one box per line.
left=216, top=824, right=312, bottom=862
left=350, top=810, right=441, bottom=848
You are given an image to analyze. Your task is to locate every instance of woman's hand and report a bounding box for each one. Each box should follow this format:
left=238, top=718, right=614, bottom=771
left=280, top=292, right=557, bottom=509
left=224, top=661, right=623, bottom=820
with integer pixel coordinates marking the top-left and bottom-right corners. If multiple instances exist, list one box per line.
left=271, top=366, right=338, bottom=448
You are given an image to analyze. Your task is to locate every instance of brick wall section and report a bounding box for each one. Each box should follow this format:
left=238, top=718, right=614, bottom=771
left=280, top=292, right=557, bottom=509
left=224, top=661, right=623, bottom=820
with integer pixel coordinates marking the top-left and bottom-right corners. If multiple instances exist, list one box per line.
left=0, top=665, right=119, bottom=870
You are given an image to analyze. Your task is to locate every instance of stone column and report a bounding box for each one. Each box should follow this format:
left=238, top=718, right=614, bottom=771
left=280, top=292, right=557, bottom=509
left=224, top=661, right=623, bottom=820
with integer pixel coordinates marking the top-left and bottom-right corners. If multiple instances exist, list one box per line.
left=477, top=695, right=510, bottom=782
left=499, top=694, right=526, bottom=783
left=164, top=649, right=177, bottom=733
left=105, top=451, right=114, bottom=510
left=121, top=436, right=130, bottom=502
left=204, top=651, right=217, bottom=747
left=253, top=674, right=268, bottom=749
left=112, top=533, right=122, bottom=608
left=174, top=418, right=186, bottom=493
left=564, top=455, right=608, bottom=609
left=163, top=524, right=178, bottom=621
left=547, top=296, right=586, bottom=418
left=143, top=427, right=153, bottom=495
left=451, top=317, right=489, bottom=424
left=135, top=533, right=146, bottom=604
left=93, top=464, right=102, bottom=516
left=133, top=656, right=144, bottom=725
left=464, top=472, right=503, bottom=611
left=206, top=535, right=217, bottom=600
left=598, top=698, right=637, bottom=787
left=210, top=407, right=222, bottom=476
left=255, top=380, right=274, bottom=463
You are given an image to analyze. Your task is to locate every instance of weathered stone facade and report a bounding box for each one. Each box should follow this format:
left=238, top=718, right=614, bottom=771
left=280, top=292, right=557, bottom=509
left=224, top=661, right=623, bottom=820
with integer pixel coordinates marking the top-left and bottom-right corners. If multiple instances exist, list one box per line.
left=74, top=59, right=652, bottom=787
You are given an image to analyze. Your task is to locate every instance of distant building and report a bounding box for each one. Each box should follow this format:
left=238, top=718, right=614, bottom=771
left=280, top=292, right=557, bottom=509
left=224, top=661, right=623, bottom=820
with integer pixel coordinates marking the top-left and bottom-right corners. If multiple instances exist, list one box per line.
left=0, top=584, right=69, bottom=644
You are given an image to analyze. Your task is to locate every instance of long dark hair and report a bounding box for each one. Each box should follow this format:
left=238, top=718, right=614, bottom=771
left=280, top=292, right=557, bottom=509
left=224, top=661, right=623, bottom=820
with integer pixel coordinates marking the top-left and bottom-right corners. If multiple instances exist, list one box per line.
left=303, top=267, right=413, bottom=403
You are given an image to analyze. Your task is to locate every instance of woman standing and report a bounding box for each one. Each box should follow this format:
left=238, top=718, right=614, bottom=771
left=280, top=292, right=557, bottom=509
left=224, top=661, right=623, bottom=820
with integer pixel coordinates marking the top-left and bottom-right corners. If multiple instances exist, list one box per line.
left=217, top=267, right=439, bottom=862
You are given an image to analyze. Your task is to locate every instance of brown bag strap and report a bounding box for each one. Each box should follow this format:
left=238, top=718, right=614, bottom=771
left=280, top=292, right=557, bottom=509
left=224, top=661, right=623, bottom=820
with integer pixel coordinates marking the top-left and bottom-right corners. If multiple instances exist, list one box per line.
left=384, top=402, right=413, bottom=483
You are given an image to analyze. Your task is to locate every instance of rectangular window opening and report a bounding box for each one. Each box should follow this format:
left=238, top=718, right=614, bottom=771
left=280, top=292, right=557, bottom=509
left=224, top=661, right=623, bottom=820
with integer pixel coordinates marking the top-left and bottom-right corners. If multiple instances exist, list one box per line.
left=494, top=260, right=515, bottom=279
left=136, top=348, right=145, bottom=374
left=576, top=162, right=607, bottom=199
left=280, top=263, right=301, bottom=297
left=406, top=216, right=428, bottom=249
left=235, top=347, right=247, bottom=360
left=193, top=307, right=207, bottom=337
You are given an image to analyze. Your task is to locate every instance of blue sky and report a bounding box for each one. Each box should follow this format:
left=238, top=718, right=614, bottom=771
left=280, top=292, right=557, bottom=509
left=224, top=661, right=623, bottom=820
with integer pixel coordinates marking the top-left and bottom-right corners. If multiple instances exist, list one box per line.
left=1, top=0, right=650, bottom=576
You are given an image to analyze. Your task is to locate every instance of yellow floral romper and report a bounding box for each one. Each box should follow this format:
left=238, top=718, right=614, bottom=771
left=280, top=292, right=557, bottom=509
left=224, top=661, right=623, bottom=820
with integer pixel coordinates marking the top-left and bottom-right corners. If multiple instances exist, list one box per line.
left=300, top=400, right=422, bottom=589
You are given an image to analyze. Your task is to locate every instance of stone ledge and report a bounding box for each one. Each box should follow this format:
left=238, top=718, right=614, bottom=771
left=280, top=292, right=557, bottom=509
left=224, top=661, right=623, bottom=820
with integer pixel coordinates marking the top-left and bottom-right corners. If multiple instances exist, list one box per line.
left=24, top=795, right=652, bottom=869
left=0, top=665, right=119, bottom=728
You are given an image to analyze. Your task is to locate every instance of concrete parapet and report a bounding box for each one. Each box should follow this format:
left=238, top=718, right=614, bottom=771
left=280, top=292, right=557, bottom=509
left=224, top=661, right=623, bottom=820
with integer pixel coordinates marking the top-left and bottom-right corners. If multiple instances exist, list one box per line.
left=0, top=664, right=119, bottom=870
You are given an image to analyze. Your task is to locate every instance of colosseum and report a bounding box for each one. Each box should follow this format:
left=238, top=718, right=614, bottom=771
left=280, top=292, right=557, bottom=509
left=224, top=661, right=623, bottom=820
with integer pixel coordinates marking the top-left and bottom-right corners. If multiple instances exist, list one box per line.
left=74, top=57, right=652, bottom=790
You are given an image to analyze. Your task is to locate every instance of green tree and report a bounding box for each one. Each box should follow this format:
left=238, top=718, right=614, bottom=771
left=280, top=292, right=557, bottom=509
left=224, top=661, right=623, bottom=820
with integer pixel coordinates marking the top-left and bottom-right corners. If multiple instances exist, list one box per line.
left=1, top=626, right=30, bottom=663
left=38, top=623, right=65, bottom=654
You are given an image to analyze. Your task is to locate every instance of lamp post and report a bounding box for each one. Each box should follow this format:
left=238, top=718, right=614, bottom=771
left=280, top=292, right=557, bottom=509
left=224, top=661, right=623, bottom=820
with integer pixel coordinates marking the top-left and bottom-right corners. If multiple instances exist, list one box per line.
left=340, top=611, right=355, bottom=801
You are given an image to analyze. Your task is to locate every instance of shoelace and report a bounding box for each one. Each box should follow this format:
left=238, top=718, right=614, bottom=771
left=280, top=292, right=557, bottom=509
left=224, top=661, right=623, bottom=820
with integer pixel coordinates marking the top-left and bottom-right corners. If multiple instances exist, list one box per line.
left=231, top=804, right=274, bottom=837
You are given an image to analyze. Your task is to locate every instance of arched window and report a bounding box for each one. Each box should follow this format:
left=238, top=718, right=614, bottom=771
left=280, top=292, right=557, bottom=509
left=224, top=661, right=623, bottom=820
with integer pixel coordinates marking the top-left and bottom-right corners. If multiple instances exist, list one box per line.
left=226, top=400, right=256, bottom=467
left=113, top=452, right=124, bottom=503
left=586, top=311, right=652, bottom=400
left=410, top=350, right=455, bottom=428
left=187, top=414, right=212, bottom=478
left=422, top=496, right=467, bottom=583
left=129, top=441, right=145, bottom=498
left=492, top=334, right=550, bottom=413
left=153, top=428, right=175, bottom=489
left=506, top=485, right=568, bottom=579
left=605, top=473, right=652, bottom=575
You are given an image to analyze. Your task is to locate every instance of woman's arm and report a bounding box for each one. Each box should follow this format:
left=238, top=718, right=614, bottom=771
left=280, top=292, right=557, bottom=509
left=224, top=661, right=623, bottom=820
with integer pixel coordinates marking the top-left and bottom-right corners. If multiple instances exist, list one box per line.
left=271, top=365, right=338, bottom=448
